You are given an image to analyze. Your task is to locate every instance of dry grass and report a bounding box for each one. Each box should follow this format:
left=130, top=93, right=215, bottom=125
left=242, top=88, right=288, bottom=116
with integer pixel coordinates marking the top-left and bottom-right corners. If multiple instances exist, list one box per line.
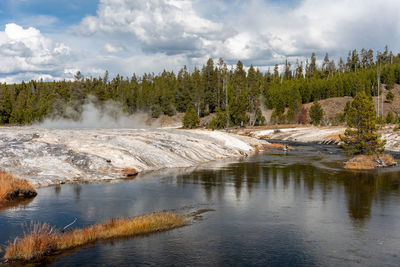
left=0, top=171, right=36, bottom=202
left=345, top=154, right=397, bottom=170
left=5, top=212, right=187, bottom=262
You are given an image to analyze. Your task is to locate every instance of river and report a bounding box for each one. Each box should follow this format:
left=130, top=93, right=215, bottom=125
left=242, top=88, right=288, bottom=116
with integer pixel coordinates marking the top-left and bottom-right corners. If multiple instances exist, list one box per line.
left=1, top=145, right=400, bottom=266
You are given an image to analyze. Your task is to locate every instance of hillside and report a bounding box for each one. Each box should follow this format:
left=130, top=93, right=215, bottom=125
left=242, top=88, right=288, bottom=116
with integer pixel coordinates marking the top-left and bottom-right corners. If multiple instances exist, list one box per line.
left=299, top=84, right=400, bottom=123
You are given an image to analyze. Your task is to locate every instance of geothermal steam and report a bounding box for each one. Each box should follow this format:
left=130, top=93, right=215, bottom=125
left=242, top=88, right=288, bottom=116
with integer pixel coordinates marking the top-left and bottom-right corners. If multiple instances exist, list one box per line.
left=37, top=96, right=156, bottom=129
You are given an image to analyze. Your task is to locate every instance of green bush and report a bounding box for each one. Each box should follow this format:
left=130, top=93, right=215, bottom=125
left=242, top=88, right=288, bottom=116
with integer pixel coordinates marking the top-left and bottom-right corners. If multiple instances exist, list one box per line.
left=386, top=91, right=394, bottom=103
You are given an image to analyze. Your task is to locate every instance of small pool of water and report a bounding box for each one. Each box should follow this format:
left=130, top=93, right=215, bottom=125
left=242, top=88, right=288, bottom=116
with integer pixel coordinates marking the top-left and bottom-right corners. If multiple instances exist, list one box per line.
left=1, top=146, right=400, bottom=266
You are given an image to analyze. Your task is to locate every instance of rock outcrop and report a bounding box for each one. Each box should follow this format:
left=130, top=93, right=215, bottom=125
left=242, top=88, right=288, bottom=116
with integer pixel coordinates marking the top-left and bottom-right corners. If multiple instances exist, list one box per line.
left=0, top=127, right=266, bottom=186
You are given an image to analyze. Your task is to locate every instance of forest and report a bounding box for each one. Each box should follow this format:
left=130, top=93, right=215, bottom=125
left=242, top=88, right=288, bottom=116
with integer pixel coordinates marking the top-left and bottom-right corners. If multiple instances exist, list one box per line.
left=0, top=46, right=399, bottom=128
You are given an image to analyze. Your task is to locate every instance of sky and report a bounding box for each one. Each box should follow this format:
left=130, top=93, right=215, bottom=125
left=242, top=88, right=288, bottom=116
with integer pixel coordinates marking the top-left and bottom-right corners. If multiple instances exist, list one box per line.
left=0, top=0, right=399, bottom=83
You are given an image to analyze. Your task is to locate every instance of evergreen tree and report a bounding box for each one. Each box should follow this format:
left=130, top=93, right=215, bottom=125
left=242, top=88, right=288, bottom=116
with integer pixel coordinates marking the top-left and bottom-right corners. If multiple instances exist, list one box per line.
left=386, top=111, right=395, bottom=124
left=229, top=61, right=249, bottom=126
left=340, top=92, right=386, bottom=155
left=208, top=108, right=227, bottom=130
left=183, top=105, right=200, bottom=129
left=309, top=101, right=324, bottom=125
left=0, top=84, right=12, bottom=124
left=1, top=46, right=399, bottom=127
left=254, top=107, right=266, bottom=126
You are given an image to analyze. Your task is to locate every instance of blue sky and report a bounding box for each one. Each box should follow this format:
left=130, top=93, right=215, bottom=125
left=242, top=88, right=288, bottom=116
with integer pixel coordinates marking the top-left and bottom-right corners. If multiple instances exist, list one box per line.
left=0, top=0, right=399, bottom=83
left=0, top=0, right=98, bottom=28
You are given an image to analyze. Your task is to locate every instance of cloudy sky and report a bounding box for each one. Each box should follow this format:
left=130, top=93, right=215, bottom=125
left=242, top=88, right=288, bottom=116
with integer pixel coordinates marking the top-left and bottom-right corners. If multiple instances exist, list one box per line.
left=0, top=0, right=399, bottom=83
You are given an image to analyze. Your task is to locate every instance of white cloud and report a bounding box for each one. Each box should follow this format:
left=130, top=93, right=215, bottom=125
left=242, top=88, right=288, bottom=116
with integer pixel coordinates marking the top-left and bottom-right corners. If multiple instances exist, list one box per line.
left=103, top=43, right=126, bottom=53
left=228, top=0, right=400, bottom=64
left=2, top=0, right=400, bottom=83
left=73, top=0, right=400, bottom=68
left=75, top=0, right=231, bottom=55
left=0, top=23, right=71, bottom=81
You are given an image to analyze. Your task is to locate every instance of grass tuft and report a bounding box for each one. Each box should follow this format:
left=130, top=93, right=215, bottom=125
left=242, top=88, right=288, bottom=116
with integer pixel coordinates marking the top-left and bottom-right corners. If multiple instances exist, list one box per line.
left=0, top=171, right=36, bottom=202
left=5, top=212, right=187, bottom=262
left=345, top=154, right=397, bottom=170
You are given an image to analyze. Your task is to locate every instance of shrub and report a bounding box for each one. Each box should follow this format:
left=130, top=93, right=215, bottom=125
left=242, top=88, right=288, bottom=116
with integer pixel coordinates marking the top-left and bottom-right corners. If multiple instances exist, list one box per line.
left=386, top=91, right=394, bottom=103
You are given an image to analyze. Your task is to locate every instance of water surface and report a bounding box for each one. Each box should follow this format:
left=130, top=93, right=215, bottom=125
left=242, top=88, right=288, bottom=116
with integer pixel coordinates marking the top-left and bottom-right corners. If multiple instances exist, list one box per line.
left=1, top=146, right=400, bottom=266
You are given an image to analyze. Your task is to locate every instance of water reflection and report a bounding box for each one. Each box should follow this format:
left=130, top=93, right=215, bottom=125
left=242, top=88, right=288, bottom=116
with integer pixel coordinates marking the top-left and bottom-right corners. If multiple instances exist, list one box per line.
left=54, top=185, right=61, bottom=195
left=1, top=150, right=400, bottom=266
left=176, top=158, right=400, bottom=226
left=73, top=184, right=82, bottom=200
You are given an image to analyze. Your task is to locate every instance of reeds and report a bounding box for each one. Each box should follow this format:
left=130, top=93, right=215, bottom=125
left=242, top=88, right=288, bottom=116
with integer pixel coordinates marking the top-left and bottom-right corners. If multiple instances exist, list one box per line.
left=5, top=212, right=187, bottom=261
left=0, top=171, right=36, bottom=202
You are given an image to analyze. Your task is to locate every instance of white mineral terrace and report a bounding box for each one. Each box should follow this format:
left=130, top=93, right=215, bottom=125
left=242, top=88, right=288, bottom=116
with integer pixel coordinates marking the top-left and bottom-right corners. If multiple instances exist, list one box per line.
left=0, top=127, right=266, bottom=186
left=251, top=126, right=400, bottom=151
left=252, top=127, right=345, bottom=143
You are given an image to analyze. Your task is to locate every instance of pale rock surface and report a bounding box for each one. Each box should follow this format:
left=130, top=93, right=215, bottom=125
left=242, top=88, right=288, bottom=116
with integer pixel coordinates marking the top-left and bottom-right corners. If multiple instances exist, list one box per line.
left=0, top=127, right=265, bottom=186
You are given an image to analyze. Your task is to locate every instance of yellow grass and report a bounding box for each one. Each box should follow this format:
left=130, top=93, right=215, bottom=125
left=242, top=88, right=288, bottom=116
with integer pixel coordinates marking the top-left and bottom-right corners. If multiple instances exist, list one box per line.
left=5, top=212, right=187, bottom=261
left=345, top=154, right=396, bottom=170
left=0, top=171, right=36, bottom=202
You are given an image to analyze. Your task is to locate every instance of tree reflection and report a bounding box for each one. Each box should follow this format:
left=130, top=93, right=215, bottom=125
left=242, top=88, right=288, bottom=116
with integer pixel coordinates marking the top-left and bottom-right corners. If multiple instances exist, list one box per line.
left=54, top=184, right=61, bottom=195
left=74, top=184, right=82, bottom=200
left=175, top=156, right=400, bottom=227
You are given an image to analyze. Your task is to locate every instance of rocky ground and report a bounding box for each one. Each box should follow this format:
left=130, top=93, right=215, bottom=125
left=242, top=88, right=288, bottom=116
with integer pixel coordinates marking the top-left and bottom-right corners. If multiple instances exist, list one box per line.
left=0, top=127, right=266, bottom=187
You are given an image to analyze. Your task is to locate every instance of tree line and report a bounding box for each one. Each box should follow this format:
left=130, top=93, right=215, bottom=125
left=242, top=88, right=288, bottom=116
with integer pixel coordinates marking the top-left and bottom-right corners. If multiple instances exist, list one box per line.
left=0, top=46, right=399, bottom=128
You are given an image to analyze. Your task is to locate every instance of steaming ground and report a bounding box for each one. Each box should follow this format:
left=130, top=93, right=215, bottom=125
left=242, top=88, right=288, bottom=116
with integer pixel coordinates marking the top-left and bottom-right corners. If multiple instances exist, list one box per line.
left=36, top=96, right=160, bottom=129
left=0, top=127, right=265, bottom=186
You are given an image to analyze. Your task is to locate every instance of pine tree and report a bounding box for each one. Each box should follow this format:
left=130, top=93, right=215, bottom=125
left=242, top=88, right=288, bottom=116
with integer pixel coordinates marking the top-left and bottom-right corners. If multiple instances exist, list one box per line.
left=207, top=108, right=227, bottom=130
left=183, top=105, right=200, bottom=129
left=386, top=111, right=395, bottom=124
left=309, top=101, right=324, bottom=125
left=340, top=92, right=386, bottom=155
left=0, top=84, right=12, bottom=124
left=254, top=107, right=266, bottom=126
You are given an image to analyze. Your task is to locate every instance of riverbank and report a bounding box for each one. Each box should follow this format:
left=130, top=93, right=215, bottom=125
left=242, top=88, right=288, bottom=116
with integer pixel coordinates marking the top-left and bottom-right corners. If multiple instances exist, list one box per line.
left=0, top=127, right=267, bottom=187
